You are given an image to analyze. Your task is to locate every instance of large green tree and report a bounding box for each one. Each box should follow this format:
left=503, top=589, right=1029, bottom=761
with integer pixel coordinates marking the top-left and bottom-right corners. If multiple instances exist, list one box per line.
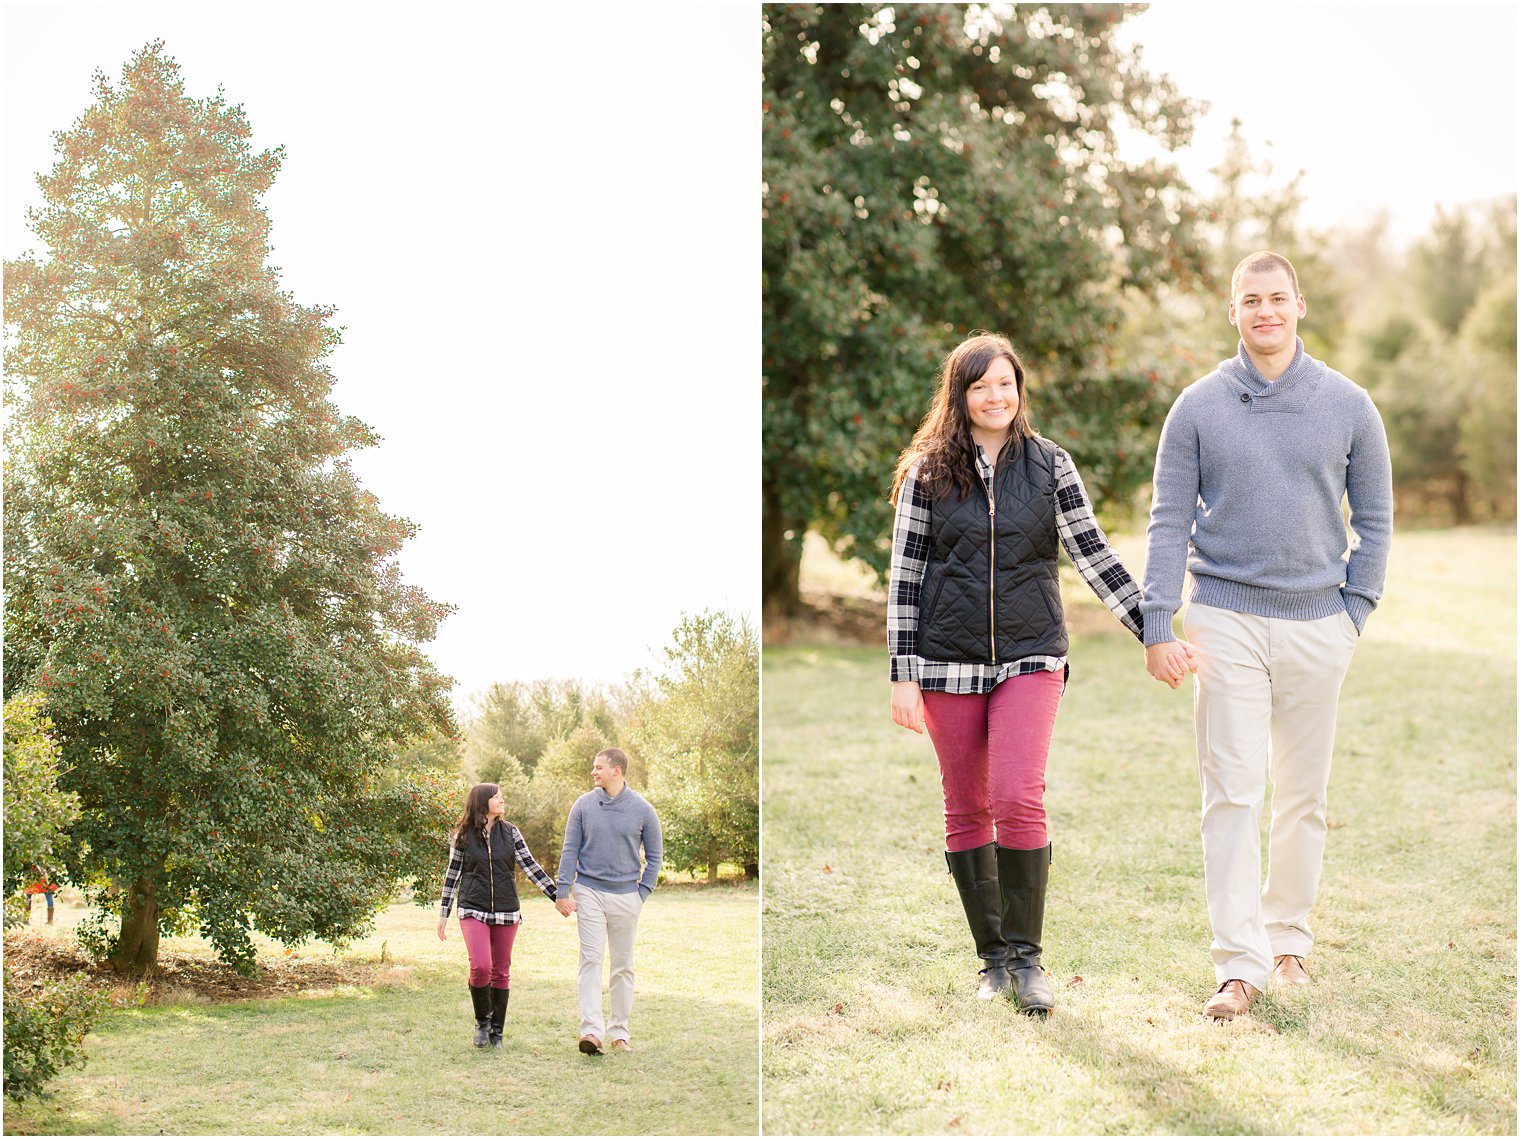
left=630, top=611, right=759, bottom=881
left=3, top=43, right=457, bottom=975
left=762, top=3, right=1209, bottom=612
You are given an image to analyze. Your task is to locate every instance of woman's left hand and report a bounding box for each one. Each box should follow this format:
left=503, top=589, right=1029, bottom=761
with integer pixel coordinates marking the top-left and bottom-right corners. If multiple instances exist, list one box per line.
left=436, top=916, right=448, bottom=941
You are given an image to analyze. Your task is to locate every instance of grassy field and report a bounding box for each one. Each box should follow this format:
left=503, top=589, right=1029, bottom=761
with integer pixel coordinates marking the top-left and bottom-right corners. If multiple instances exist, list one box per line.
left=6, top=885, right=759, bottom=1135
left=762, top=527, right=1516, bottom=1135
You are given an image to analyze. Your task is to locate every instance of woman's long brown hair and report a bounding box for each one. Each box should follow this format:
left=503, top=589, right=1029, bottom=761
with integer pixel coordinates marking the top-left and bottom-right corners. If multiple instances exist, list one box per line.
left=450, top=782, right=500, bottom=847
left=890, top=332, right=1034, bottom=505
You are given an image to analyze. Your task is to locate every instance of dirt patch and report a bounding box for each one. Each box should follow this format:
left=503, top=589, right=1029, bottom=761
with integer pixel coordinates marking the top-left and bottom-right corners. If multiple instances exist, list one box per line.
left=765, top=589, right=1121, bottom=648
left=765, top=591, right=885, bottom=647
left=3, top=926, right=385, bottom=1006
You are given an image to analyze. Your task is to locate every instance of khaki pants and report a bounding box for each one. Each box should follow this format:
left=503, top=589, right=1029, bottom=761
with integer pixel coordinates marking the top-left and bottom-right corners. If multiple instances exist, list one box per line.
left=573, top=885, right=643, bottom=1043
left=1183, top=603, right=1360, bottom=991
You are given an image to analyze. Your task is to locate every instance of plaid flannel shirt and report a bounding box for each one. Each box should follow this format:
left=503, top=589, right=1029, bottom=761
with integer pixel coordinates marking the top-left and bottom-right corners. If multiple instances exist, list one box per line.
left=889, top=443, right=1144, bottom=693
left=439, top=821, right=557, bottom=925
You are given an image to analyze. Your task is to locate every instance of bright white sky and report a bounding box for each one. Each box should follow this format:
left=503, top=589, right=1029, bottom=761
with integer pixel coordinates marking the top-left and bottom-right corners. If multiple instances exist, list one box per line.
left=3, top=3, right=759, bottom=711
left=1116, top=2, right=1518, bottom=238
left=5, top=3, right=1514, bottom=708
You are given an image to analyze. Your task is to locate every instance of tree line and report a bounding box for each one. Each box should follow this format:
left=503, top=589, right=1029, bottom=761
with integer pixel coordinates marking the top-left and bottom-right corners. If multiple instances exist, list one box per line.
left=443, top=609, right=759, bottom=885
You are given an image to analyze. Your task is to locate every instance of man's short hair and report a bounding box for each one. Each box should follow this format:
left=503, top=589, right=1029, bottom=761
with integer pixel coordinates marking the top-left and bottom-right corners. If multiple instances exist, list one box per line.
left=596, top=747, right=629, bottom=774
left=1230, top=251, right=1300, bottom=299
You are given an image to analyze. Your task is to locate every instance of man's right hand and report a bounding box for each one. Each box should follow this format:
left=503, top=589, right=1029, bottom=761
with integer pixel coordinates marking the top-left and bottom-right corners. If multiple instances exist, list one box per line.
left=890, top=680, right=926, bottom=734
left=556, top=897, right=576, bottom=917
left=1145, top=641, right=1199, bottom=689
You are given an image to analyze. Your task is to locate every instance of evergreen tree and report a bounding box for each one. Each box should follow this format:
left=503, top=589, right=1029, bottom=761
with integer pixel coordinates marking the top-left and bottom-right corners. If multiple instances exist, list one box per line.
left=3, top=43, right=457, bottom=975
left=631, top=612, right=759, bottom=882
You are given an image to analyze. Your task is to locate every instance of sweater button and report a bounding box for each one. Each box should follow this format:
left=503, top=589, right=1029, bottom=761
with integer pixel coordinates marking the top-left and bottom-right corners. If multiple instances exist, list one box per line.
left=1239, top=392, right=1252, bottom=403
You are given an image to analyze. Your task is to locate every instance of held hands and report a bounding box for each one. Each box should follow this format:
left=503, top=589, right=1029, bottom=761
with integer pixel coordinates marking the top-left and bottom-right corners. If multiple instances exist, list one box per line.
left=1145, top=640, right=1200, bottom=689
left=890, top=680, right=926, bottom=734
left=555, top=896, right=577, bottom=918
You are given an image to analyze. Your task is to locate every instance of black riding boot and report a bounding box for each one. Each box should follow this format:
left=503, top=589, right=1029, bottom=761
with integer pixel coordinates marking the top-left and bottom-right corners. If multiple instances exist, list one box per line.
left=996, top=843, right=1055, bottom=1016
left=488, top=986, right=509, bottom=1048
left=469, top=985, right=492, bottom=1047
left=945, top=844, right=1011, bottom=999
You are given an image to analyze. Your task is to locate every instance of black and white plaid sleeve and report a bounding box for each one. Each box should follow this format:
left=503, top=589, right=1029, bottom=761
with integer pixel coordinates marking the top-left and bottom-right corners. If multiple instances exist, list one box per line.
left=1053, top=447, right=1144, bottom=641
left=438, top=842, right=463, bottom=918
left=512, top=825, right=557, bottom=901
left=887, top=460, right=932, bottom=683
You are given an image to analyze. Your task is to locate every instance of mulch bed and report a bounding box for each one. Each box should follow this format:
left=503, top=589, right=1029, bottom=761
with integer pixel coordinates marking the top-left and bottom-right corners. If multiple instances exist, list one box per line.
left=765, top=591, right=885, bottom=647
left=3, top=926, right=381, bottom=1006
left=766, top=588, right=1124, bottom=648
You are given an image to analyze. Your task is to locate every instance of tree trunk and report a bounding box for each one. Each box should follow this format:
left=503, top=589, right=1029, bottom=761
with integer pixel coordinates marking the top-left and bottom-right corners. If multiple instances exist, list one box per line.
left=762, top=484, right=803, bottom=618
left=1451, top=469, right=1473, bottom=525
left=109, top=870, right=162, bottom=975
left=744, top=861, right=759, bottom=880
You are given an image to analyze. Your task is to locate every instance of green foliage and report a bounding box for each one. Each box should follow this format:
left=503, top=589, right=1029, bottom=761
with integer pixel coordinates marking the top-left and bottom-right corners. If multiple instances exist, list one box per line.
left=1, top=697, right=99, bottom=1103
left=2, top=43, right=455, bottom=974
left=2, top=965, right=108, bottom=1102
left=460, top=681, right=622, bottom=866
left=761, top=4, right=1210, bottom=610
left=1344, top=199, right=1518, bottom=523
left=464, top=679, right=617, bottom=782
left=2, top=695, right=80, bottom=916
left=515, top=719, right=620, bottom=871
left=452, top=615, right=760, bottom=885
left=387, top=727, right=464, bottom=777
left=631, top=612, right=759, bottom=880
left=1113, top=119, right=1358, bottom=395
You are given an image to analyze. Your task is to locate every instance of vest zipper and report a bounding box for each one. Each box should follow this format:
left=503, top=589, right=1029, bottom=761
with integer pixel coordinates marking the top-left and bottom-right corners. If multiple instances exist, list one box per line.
left=486, top=827, right=495, bottom=912
left=984, top=472, right=997, bottom=663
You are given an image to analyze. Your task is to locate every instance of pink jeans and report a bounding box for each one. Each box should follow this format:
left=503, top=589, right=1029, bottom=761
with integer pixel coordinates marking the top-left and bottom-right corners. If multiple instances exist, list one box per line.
left=923, top=670, right=1064, bottom=852
left=459, top=917, right=518, bottom=989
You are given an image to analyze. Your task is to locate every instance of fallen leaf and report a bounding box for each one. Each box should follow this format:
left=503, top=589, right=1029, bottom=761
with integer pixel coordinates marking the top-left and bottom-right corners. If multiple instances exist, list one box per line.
left=947, top=1115, right=963, bottom=1128
left=822, top=864, right=832, bottom=874
left=832, top=1002, right=843, bottom=1014
left=936, top=1079, right=952, bottom=1092
left=1067, top=975, right=1084, bottom=987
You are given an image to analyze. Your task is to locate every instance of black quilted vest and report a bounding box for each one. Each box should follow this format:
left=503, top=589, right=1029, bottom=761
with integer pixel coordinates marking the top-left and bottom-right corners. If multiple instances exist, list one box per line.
left=918, top=436, right=1067, bottom=664
left=456, top=820, right=521, bottom=914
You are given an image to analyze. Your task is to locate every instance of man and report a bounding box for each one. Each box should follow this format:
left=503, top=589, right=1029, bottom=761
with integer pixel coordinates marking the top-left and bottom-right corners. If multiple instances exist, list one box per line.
left=1141, top=251, right=1393, bottom=1022
left=556, top=747, right=663, bottom=1054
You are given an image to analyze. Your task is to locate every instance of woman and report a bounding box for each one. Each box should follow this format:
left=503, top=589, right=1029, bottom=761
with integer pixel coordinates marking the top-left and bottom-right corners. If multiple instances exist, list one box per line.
left=437, top=782, right=558, bottom=1047
left=888, top=332, right=1192, bottom=1015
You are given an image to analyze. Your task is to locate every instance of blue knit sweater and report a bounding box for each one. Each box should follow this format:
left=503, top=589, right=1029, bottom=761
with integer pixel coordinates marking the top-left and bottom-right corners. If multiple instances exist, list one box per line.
left=1141, top=339, right=1393, bottom=644
left=555, top=785, right=663, bottom=899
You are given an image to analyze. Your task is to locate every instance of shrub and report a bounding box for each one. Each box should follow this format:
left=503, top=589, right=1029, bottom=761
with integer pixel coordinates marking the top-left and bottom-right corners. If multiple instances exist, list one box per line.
left=2, top=963, right=106, bottom=1101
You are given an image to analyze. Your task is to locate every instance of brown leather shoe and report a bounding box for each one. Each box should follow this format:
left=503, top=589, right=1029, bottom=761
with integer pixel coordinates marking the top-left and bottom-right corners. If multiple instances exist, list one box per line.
left=578, top=1034, right=603, bottom=1055
left=1203, top=979, right=1259, bottom=1021
left=1271, top=954, right=1311, bottom=988
left=609, top=1038, right=633, bottom=1052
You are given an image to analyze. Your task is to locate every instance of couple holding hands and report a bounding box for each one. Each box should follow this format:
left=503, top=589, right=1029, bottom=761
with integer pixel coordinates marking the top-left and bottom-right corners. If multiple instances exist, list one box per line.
left=888, top=251, right=1392, bottom=1022
left=436, top=747, right=663, bottom=1053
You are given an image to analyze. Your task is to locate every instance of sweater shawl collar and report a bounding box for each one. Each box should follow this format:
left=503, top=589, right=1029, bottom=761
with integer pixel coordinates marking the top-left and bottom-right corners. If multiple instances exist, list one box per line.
left=1220, top=336, right=1325, bottom=402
